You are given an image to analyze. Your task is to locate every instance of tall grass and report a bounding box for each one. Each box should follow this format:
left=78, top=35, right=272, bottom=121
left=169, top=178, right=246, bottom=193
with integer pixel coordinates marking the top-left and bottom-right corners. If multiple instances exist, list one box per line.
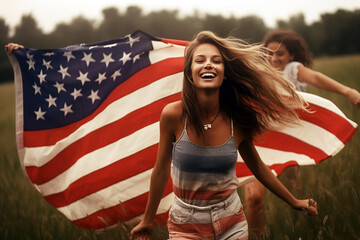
left=259, top=54, right=360, bottom=239
left=0, top=55, right=359, bottom=239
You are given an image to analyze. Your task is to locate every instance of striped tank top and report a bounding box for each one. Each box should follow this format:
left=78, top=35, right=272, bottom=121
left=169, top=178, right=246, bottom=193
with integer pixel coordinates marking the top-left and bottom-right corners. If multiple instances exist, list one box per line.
left=172, top=119, right=239, bottom=206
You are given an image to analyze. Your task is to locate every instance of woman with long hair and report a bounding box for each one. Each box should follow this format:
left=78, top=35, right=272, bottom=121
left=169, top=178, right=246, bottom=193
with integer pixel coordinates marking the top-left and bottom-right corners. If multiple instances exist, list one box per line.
left=130, top=31, right=317, bottom=240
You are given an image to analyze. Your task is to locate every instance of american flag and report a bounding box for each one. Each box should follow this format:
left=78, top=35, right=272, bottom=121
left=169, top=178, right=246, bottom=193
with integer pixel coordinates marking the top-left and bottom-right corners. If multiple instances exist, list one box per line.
left=8, top=30, right=357, bottom=230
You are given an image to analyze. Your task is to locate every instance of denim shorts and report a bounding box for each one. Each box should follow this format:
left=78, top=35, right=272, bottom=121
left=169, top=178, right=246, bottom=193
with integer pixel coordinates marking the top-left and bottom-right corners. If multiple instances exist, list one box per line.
left=167, top=191, right=248, bottom=240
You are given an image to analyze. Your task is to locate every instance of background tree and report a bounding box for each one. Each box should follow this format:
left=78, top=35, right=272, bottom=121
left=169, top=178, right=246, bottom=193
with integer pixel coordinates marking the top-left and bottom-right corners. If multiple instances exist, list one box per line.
left=47, top=16, right=96, bottom=48
left=319, top=9, right=360, bottom=55
left=11, top=14, right=44, bottom=48
left=2, top=6, right=360, bottom=83
left=232, top=15, right=268, bottom=43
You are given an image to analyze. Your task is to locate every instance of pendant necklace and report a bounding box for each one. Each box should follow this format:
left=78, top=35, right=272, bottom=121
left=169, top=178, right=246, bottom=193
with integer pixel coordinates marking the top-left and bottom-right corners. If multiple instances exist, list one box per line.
left=203, top=108, right=220, bottom=130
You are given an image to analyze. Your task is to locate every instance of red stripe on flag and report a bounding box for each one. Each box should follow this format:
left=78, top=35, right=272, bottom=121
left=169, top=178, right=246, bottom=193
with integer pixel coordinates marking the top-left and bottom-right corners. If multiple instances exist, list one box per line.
left=23, top=57, right=184, bottom=147
left=161, top=38, right=189, bottom=46
left=71, top=180, right=173, bottom=229
left=254, top=130, right=328, bottom=162
left=297, top=103, right=356, bottom=143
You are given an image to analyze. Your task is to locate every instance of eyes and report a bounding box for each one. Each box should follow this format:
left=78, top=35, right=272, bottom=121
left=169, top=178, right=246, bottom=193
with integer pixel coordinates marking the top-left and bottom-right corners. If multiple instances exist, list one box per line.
left=193, top=57, right=222, bottom=65
left=267, top=50, right=285, bottom=57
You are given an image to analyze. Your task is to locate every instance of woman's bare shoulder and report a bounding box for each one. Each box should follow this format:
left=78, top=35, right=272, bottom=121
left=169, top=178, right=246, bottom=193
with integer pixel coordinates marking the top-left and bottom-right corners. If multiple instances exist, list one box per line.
left=160, top=101, right=183, bottom=134
left=161, top=100, right=183, bottom=120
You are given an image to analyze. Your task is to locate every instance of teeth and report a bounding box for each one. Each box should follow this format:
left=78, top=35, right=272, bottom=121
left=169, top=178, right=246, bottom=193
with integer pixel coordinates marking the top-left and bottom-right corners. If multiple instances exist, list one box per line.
left=201, top=73, right=216, bottom=78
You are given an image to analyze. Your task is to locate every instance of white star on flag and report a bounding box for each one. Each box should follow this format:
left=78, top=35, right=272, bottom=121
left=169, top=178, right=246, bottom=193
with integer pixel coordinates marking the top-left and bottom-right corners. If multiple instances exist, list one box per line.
left=53, top=82, right=66, bottom=93
left=76, top=71, right=91, bottom=85
left=32, top=83, right=41, bottom=95
left=71, top=88, right=83, bottom=100
left=111, top=69, right=121, bottom=81
left=119, top=52, right=132, bottom=65
left=64, top=51, right=76, bottom=62
left=133, top=52, right=144, bottom=63
left=88, top=90, right=101, bottom=104
left=34, top=107, right=46, bottom=120
left=82, top=52, right=96, bottom=67
left=60, top=103, right=74, bottom=116
left=95, top=72, right=107, bottom=85
left=42, top=59, right=53, bottom=70
left=45, top=94, right=57, bottom=107
left=26, top=52, right=33, bottom=59
left=101, top=53, right=115, bottom=67
left=27, top=58, right=35, bottom=70
left=58, top=65, right=71, bottom=79
left=44, top=52, right=55, bottom=56
left=127, top=36, right=140, bottom=47
left=37, top=70, right=47, bottom=84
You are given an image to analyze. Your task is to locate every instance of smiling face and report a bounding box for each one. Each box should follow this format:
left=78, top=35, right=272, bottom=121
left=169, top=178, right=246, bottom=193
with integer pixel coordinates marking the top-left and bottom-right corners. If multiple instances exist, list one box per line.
left=266, top=41, right=294, bottom=71
left=191, top=43, right=225, bottom=90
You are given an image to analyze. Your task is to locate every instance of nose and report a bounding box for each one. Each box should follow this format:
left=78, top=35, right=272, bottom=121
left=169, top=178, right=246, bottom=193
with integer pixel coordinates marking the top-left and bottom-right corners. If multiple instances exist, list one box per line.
left=203, top=62, right=215, bottom=69
left=271, top=54, right=279, bottom=62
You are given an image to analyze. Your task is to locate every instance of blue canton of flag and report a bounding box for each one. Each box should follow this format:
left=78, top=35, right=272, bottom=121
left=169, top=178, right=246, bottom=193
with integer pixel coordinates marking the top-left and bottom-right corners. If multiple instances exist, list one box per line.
left=16, top=31, right=154, bottom=130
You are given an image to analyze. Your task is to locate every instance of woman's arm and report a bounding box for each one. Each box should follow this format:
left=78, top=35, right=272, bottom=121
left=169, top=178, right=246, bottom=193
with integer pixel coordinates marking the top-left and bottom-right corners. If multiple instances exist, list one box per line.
left=238, top=139, right=318, bottom=215
left=130, top=104, right=177, bottom=239
left=298, top=65, right=360, bottom=108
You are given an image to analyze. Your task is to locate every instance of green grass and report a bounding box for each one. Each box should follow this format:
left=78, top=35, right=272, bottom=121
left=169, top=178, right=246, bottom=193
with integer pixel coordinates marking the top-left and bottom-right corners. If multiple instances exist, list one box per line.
left=259, top=54, right=360, bottom=240
left=1, top=54, right=360, bottom=239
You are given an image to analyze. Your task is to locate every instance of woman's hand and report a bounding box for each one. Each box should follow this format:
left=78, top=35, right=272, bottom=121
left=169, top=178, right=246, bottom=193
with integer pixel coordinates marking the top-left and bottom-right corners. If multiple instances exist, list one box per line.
left=293, top=198, right=318, bottom=215
left=5, top=43, right=24, bottom=54
left=130, top=221, right=153, bottom=240
left=345, top=88, right=360, bottom=109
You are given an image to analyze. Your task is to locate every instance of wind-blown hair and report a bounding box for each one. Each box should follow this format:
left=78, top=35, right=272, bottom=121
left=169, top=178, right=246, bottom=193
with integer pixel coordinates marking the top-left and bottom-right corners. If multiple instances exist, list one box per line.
left=182, top=31, right=308, bottom=139
left=263, top=29, right=313, bottom=68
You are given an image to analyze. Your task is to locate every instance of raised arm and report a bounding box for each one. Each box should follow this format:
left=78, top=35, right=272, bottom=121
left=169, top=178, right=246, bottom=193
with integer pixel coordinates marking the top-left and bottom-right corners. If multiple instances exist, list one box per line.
left=130, top=103, right=177, bottom=240
left=238, top=138, right=318, bottom=215
left=297, top=65, right=360, bottom=108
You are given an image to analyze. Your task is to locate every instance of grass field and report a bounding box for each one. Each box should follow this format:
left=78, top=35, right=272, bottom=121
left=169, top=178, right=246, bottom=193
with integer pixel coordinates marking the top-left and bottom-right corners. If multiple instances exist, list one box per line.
left=1, top=54, right=359, bottom=239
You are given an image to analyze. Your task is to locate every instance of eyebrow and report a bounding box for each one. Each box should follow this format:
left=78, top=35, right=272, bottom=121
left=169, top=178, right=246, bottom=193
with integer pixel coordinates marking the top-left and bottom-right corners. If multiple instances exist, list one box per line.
left=194, top=54, right=222, bottom=58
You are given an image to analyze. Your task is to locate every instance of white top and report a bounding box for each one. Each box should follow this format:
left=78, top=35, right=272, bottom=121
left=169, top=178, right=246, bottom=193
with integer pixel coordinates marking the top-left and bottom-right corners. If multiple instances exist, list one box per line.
left=283, top=61, right=308, bottom=92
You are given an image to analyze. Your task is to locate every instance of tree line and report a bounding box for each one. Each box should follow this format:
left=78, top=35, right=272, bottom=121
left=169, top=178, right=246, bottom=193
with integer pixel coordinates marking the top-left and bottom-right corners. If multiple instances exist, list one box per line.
left=1, top=6, right=360, bottom=82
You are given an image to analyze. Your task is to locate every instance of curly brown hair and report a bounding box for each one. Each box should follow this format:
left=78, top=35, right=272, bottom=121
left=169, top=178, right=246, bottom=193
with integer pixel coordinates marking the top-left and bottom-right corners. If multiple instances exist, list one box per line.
left=182, top=31, right=308, bottom=138
left=263, top=29, right=313, bottom=68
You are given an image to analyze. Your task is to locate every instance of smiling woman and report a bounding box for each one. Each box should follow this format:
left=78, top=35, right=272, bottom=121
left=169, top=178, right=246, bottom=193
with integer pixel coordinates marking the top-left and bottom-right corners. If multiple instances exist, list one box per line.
left=130, top=31, right=320, bottom=240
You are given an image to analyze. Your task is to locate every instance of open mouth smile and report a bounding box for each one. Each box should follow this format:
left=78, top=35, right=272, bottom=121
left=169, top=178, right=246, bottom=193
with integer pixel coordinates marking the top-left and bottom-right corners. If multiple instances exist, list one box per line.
left=200, top=72, right=216, bottom=79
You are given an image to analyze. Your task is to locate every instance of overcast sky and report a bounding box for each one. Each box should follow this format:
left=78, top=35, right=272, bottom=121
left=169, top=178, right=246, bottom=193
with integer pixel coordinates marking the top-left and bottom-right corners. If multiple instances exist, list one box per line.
left=2, top=0, right=360, bottom=34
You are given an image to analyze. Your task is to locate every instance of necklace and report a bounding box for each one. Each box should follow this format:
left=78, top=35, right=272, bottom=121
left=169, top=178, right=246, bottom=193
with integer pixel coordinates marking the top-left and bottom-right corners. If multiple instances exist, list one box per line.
left=203, top=108, right=220, bottom=130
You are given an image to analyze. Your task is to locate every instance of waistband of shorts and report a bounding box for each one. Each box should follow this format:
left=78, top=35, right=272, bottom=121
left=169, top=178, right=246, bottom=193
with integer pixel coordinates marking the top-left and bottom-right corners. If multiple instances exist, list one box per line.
left=173, top=190, right=238, bottom=211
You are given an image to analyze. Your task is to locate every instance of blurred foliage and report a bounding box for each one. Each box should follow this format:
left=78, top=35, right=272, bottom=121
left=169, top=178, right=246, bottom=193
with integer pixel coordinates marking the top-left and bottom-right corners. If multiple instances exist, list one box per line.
left=1, top=6, right=360, bottom=83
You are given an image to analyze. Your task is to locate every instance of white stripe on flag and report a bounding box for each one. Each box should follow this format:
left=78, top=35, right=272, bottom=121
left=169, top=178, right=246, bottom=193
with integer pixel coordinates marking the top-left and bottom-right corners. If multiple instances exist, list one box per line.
left=150, top=41, right=185, bottom=63
left=255, top=146, right=316, bottom=165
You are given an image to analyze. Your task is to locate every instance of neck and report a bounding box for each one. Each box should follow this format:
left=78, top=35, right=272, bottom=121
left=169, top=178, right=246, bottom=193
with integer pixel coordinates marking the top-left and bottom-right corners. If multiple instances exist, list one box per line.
left=196, top=88, right=220, bottom=116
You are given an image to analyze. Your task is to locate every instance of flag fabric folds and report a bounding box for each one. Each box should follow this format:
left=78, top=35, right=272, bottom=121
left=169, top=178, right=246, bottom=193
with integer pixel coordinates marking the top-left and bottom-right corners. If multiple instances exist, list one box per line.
left=8, top=30, right=357, bottom=230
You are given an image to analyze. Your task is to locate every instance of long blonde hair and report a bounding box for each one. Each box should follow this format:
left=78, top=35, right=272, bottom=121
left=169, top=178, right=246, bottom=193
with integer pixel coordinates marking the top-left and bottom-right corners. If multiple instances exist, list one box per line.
left=182, top=31, right=308, bottom=138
